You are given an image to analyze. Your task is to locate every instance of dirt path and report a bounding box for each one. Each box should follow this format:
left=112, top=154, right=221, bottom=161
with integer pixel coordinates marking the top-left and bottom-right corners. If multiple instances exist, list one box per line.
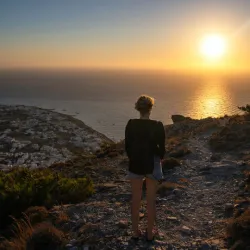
left=64, top=134, right=246, bottom=249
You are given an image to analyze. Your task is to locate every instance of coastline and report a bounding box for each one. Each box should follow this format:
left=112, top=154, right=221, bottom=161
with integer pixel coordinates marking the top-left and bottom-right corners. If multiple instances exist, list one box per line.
left=0, top=104, right=113, bottom=170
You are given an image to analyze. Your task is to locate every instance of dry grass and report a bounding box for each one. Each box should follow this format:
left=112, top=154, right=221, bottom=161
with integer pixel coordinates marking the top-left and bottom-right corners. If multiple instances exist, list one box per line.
left=0, top=219, right=66, bottom=250
left=162, top=157, right=180, bottom=170
left=26, top=222, right=65, bottom=250
left=178, top=178, right=190, bottom=184
left=245, top=171, right=250, bottom=192
left=157, top=182, right=186, bottom=195
left=227, top=209, right=250, bottom=249
left=53, top=211, right=69, bottom=225
left=0, top=217, right=33, bottom=250
left=78, top=222, right=100, bottom=235
left=24, top=207, right=49, bottom=226
left=167, top=136, right=183, bottom=146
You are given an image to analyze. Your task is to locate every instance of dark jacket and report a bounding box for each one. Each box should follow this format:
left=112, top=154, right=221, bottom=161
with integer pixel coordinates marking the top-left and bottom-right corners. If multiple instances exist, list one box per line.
left=125, top=119, right=165, bottom=175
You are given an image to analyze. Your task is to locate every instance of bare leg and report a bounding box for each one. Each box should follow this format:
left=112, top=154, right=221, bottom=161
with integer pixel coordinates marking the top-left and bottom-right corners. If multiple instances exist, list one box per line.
left=130, top=179, right=143, bottom=237
left=146, top=177, right=157, bottom=240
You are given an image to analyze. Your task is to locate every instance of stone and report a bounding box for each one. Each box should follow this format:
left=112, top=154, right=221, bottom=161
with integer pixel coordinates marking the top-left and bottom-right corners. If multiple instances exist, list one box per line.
left=69, top=247, right=77, bottom=250
left=225, top=203, right=234, bottom=218
left=65, top=244, right=73, bottom=248
left=166, top=216, right=178, bottom=222
left=30, top=163, right=38, bottom=169
left=210, top=153, right=221, bottom=162
left=171, top=115, right=189, bottom=123
left=172, top=188, right=183, bottom=197
left=169, top=147, right=192, bottom=158
left=69, top=239, right=77, bottom=246
left=162, top=157, right=180, bottom=170
left=32, top=144, right=40, bottom=150
left=117, top=220, right=128, bottom=229
left=180, top=225, right=192, bottom=235
left=199, top=243, right=211, bottom=250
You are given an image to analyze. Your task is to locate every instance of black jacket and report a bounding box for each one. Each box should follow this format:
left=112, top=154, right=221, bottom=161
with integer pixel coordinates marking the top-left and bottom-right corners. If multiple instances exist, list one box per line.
left=125, top=119, right=165, bottom=175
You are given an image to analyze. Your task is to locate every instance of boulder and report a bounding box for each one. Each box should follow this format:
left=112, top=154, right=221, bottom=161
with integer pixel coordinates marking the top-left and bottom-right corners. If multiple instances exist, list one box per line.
left=171, top=115, right=189, bottom=123
left=162, top=157, right=180, bottom=170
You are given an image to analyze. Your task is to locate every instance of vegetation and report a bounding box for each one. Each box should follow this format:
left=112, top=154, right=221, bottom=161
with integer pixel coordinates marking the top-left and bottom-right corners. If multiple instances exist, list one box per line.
left=157, top=182, right=186, bottom=195
left=161, top=157, right=180, bottom=170
left=238, top=104, right=250, bottom=114
left=0, top=167, right=93, bottom=230
left=24, top=206, right=49, bottom=226
left=0, top=219, right=66, bottom=250
left=227, top=209, right=250, bottom=249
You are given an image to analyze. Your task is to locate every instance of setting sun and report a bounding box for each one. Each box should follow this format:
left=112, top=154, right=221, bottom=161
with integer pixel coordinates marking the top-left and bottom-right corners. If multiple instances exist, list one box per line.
left=200, top=35, right=227, bottom=60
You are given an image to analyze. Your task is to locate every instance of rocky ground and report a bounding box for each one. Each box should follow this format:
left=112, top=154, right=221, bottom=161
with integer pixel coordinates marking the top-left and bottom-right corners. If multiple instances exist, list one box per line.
left=0, top=105, right=112, bottom=169
left=52, top=116, right=250, bottom=250
left=1, top=106, right=250, bottom=249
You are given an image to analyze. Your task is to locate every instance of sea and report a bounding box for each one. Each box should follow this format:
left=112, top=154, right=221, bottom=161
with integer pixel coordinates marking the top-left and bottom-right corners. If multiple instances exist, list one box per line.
left=0, top=69, right=249, bottom=141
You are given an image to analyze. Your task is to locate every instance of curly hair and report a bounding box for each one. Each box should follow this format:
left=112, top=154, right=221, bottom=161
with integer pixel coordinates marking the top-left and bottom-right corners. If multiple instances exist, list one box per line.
left=135, top=95, right=155, bottom=114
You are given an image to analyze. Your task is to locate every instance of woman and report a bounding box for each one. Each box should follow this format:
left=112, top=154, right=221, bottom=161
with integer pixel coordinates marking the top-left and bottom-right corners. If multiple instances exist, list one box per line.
left=125, top=95, right=165, bottom=241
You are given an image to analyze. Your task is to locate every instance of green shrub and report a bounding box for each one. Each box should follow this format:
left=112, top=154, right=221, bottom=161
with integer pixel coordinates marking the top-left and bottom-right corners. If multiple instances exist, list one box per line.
left=0, top=167, right=93, bottom=229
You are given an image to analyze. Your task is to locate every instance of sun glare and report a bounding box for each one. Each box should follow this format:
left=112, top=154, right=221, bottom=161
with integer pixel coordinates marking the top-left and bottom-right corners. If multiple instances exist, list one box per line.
left=200, top=35, right=226, bottom=60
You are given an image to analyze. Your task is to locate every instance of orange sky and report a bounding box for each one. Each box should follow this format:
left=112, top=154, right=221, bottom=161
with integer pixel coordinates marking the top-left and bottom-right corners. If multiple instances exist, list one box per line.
left=0, top=1, right=250, bottom=73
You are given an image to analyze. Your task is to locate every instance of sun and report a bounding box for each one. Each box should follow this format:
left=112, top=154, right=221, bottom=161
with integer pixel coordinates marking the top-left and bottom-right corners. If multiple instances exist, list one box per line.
left=200, top=34, right=226, bottom=60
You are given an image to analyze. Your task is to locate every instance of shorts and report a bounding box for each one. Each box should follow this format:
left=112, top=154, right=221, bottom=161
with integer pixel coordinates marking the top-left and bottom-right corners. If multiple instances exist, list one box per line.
left=126, top=156, right=164, bottom=181
left=125, top=171, right=155, bottom=180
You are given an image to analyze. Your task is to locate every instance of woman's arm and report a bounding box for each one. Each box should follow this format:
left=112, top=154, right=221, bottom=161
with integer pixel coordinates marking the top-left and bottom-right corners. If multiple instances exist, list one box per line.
left=125, top=119, right=132, bottom=158
left=157, top=121, right=166, bottom=159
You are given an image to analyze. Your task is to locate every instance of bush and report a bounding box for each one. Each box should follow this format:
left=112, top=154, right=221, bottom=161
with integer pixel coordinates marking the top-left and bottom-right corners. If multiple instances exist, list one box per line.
left=0, top=218, right=33, bottom=250
left=162, top=157, right=180, bottom=170
left=26, top=222, right=65, bottom=250
left=227, top=209, right=250, bottom=249
left=24, top=207, right=49, bottom=226
left=238, top=104, right=250, bottom=114
left=245, top=171, right=250, bottom=192
left=168, top=146, right=191, bottom=158
left=157, top=182, right=185, bottom=195
left=0, top=220, right=65, bottom=250
left=0, top=167, right=93, bottom=229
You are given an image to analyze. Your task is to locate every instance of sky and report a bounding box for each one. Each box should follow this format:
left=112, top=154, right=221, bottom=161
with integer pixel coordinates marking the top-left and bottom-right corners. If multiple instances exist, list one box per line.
left=0, top=0, right=250, bottom=72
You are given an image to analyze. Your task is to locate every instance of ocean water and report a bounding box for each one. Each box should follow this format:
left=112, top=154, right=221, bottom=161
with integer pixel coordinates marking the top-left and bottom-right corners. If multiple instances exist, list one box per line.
left=0, top=70, right=249, bottom=141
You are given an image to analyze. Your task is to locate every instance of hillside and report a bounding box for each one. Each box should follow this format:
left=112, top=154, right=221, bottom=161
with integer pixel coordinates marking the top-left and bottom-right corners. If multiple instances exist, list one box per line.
left=0, top=107, right=250, bottom=250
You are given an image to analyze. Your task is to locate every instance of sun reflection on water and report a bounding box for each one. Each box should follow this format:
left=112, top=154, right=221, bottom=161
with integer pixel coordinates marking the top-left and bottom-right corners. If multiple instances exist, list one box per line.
left=189, top=80, right=232, bottom=119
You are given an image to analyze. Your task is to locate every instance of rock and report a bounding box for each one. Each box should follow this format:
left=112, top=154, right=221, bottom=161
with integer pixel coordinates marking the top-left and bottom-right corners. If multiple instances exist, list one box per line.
left=199, top=243, right=211, bottom=250
left=4, top=129, right=12, bottom=134
left=162, top=157, right=180, bottom=170
left=180, top=225, right=192, bottom=235
left=117, top=220, right=128, bottom=229
left=169, top=147, right=192, bottom=158
left=69, top=239, right=77, bottom=246
left=166, top=216, right=179, bottom=222
left=210, top=153, right=221, bottom=162
left=16, top=153, right=29, bottom=165
left=75, top=219, right=86, bottom=229
left=172, top=188, right=183, bottom=197
left=171, top=115, right=189, bottom=123
left=210, top=239, right=220, bottom=245
left=32, top=144, right=40, bottom=150
left=30, top=163, right=38, bottom=169
left=65, top=244, right=73, bottom=248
